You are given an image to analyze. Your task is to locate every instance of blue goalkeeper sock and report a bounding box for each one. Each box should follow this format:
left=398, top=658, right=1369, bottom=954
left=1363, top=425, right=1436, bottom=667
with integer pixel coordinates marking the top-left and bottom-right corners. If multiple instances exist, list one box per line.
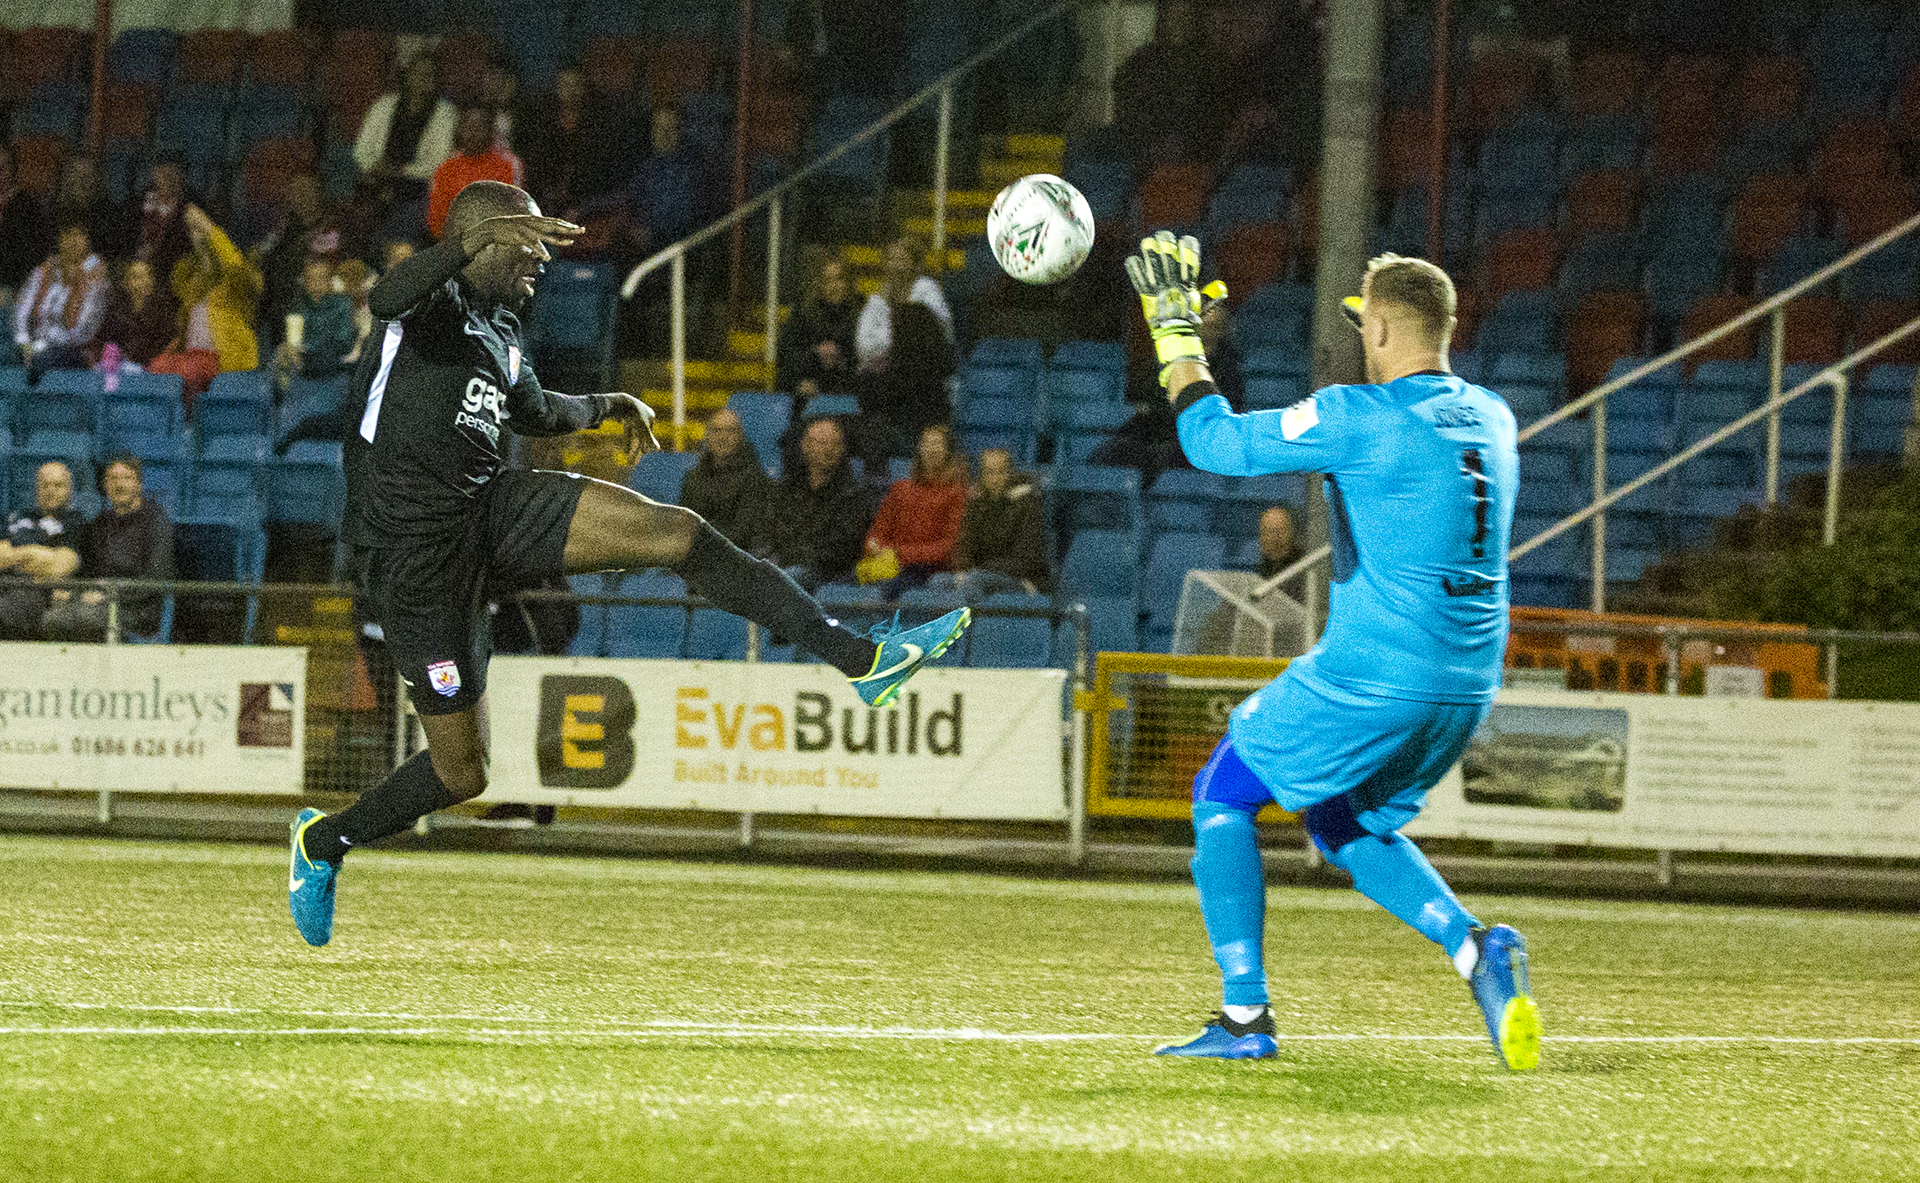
left=1327, top=829, right=1479, bottom=964
left=1190, top=801, right=1269, bottom=1009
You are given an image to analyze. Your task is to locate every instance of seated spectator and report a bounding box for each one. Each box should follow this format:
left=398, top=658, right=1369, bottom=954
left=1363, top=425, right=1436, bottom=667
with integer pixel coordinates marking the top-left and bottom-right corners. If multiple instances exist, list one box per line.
left=483, top=53, right=541, bottom=158
left=14, top=224, right=109, bottom=380
left=257, top=172, right=343, bottom=350
left=0, top=461, right=83, bottom=640
left=132, top=157, right=194, bottom=285
left=273, top=256, right=357, bottom=382
left=854, top=233, right=953, bottom=371
left=1111, top=0, right=1207, bottom=167
left=171, top=204, right=262, bottom=374
left=854, top=298, right=954, bottom=470
left=352, top=54, right=457, bottom=229
left=933, top=446, right=1052, bottom=598
left=42, top=457, right=175, bottom=642
left=50, top=154, right=123, bottom=259
left=777, top=249, right=860, bottom=399
left=100, top=259, right=176, bottom=368
left=862, top=424, right=968, bottom=598
left=679, top=409, right=773, bottom=552
left=427, top=107, right=526, bottom=240
left=766, top=416, right=871, bottom=590
left=623, top=103, right=712, bottom=255
left=1254, top=503, right=1307, bottom=601
left=527, top=64, right=643, bottom=220
left=0, top=144, right=52, bottom=305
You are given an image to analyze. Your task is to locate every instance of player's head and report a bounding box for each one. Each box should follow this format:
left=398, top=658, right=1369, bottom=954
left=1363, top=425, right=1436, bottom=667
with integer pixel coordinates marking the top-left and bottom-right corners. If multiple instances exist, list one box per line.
left=1349, top=253, right=1455, bottom=384
left=446, top=180, right=545, bottom=306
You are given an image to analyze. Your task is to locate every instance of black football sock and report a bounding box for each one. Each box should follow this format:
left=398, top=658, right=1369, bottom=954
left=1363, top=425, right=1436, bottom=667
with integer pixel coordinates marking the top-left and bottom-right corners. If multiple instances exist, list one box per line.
left=672, top=522, right=876, bottom=678
left=302, top=750, right=460, bottom=864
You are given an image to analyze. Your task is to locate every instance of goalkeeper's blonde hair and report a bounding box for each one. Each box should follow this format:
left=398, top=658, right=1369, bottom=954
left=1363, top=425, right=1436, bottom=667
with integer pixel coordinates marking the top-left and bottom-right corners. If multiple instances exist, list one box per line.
left=1364, top=253, right=1456, bottom=345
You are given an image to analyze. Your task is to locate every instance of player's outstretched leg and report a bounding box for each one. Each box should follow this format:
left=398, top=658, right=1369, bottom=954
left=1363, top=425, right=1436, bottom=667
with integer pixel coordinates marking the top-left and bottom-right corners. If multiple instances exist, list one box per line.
left=1305, top=794, right=1539, bottom=1069
left=288, top=807, right=339, bottom=946
left=565, top=483, right=968, bottom=705
left=1158, top=740, right=1279, bottom=1059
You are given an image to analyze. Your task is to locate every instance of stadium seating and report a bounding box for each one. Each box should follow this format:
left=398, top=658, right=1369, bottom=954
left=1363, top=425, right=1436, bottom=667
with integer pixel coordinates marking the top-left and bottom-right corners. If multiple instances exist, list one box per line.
left=726, top=392, right=794, bottom=469
left=605, top=570, right=689, bottom=659
left=967, top=592, right=1055, bottom=668
left=628, top=450, right=699, bottom=503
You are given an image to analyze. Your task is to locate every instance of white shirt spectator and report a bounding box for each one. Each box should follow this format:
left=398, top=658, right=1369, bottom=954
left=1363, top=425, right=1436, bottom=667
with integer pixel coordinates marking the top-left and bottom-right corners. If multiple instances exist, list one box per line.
left=13, top=252, right=108, bottom=354
left=855, top=276, right=953, bottom=371
left=353, top=92, right=459, bottom=183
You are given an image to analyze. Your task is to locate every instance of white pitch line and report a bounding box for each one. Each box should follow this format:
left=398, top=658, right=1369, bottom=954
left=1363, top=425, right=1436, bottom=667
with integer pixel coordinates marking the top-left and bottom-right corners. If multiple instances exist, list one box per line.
left=0, top=1023, right=1916, bottom=1046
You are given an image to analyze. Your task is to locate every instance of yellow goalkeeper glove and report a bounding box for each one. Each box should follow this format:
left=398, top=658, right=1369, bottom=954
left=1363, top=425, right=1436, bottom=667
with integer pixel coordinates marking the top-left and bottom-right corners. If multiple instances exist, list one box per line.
left=1124, top=231, right=1208, bottom=387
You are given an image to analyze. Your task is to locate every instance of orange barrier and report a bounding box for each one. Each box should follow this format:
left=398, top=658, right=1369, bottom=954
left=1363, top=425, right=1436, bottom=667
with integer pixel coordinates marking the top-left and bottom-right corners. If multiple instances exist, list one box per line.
left=1506, top=607, right=1827, bottom=699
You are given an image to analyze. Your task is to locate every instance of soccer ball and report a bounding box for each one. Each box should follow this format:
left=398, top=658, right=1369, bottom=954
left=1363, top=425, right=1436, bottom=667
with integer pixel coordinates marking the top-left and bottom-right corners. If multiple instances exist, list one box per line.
left=986, top=174, right=1095, bottom=285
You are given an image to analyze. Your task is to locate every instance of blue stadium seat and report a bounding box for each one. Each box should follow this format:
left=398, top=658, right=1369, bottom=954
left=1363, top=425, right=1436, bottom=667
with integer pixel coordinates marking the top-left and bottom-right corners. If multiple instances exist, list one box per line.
left=959, top=394, right=1034, bottom=433
left=1687, top=360, right=1767, bottom=428
left=1643, top=250, right=1725, bottom=323
left=1851, top=392, right=1910, bottom=456
left=189, top=455, right=265, bottom=526
left=267, top=442, right=344, bottom=529
left=1052, top=399, right=1132, bottom=437
left=1510, top=513, right=1589, bottom=581
left=726, top=391, right=793, bottom=470
left=15, top=83, right=84, bottom=139
left=103, top=399, right=179, bottom=445
left=566, top=574, right=610, bottom=658
left=18, top=381, right=97, bottom=437
left=1050, top=340, right=1126, bottom=373
left=605, top=570, right=688, bottom=659
left=812, top=581, right=888, bottom=638
left=1563, top=114, right=1643, bottom=174
left=1060, top=528, right=1141, bottom=599
left=1146, top=468, right=1225, bottom=535
left=1477, top=291, right=1561, bottom=361
left=1758, top=234, right=1843, bottom=295
left=1514, top=475, right=1587, bottom=517
left=967, top=592, right=1055, bottom=668
left=172, top=516, right=266, bottom=642
left=962, top=363, right=1041, bottom=408
left=627, top=449, right=699, bottom=503
left=1053, top=465, right=1142, bottom=545
left=801, top=393, right=858, bottom=419
left=527, top=262, right=618, bottom=389
left=1243, top=373, right=1308, bottom=410
left=109, top=28, right=179, bottom=92
left=1207, top=163, right=1290, bottom=233
left=1063, top=156, right=1131, bottom=221
left=1143, top=532, right=1227, bottom=636
left=1235, top=282, right=1314, bottom=351
left=1047, top=366, right=1122, bottom=406
left=1220, top=472, right=1307, bottom=541
left=233, top=83, right=306, bottom=150
left=970, top=338, right=1046, bottom=370
left=1071, top=594, right=1140, bottom=653
left=1558, top=233, right=1640, bottom=301
left=1240, top=344, right=1308, bottom=380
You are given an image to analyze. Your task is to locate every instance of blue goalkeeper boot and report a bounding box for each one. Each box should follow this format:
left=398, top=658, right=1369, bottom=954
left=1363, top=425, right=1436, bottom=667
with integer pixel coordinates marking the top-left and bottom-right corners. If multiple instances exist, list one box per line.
left=1155, top=1009, right=1279, bottom=1059
left=288, top=808, right=339, bottom=947
left=851, top=607, right=971, bottom=708
left=1468, top=923, right=1541, bottom=1070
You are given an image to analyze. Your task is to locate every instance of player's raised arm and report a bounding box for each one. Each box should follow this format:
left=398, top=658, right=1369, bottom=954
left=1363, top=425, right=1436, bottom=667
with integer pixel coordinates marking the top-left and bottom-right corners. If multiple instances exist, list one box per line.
left=1126, top=231, right=1353, bottom=478
left=366, top=211, right=581, bottom=320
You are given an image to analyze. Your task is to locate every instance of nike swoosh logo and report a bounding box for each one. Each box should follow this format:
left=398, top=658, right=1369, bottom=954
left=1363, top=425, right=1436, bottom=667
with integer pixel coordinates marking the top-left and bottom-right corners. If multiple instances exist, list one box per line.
left=868, top=642, right=923, bottom=681
left=290, top=874, right=305, bottom=893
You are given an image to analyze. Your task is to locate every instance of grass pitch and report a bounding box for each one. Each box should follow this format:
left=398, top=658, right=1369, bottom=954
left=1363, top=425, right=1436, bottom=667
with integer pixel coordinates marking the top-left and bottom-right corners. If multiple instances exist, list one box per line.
left=1, top=835, right=1916, bottom=1182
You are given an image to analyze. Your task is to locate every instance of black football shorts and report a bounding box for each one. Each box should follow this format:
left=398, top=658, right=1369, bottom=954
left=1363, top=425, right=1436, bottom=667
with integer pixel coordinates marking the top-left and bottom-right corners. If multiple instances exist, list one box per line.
left=353, top=469, right=587, bottom=715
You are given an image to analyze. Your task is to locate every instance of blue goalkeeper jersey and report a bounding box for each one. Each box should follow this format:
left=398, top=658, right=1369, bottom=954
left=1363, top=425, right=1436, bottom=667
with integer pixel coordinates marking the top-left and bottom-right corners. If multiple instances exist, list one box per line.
left=1176, top=371, right=1518, bottom=704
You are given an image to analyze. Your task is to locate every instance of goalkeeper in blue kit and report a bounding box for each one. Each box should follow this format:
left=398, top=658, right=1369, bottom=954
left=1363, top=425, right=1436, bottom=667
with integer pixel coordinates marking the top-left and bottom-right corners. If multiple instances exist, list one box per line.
left=1125, top=233, right=1540, bottom=1068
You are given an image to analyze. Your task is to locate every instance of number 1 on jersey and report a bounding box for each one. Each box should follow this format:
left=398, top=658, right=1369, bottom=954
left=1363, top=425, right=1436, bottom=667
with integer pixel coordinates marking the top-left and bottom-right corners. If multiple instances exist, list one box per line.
left=1459, top=448, right=1491, bottom=560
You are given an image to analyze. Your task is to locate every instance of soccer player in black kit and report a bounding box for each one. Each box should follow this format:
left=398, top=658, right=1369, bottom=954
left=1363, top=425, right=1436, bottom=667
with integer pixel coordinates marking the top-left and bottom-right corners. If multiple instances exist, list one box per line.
left=288, top=181, right=969, bottom=946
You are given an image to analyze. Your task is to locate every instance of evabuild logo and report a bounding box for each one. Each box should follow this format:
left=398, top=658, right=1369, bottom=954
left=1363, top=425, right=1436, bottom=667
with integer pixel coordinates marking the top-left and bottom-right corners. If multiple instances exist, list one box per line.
left=535, top=674, right=636, bottom=788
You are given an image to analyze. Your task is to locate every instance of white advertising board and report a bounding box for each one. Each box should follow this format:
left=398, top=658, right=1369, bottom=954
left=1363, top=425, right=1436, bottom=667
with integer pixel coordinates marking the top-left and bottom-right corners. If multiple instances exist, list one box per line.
left=0, top=643, right=307, bottom=795
left=1405, top=687, right=1920, bottom=858
left=483, top=657, right=1069, bottom=820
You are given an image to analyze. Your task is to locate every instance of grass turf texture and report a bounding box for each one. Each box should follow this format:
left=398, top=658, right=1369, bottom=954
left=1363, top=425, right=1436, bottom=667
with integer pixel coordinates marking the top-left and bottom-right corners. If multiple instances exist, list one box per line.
left=1, top=836, right=1916, bottom=1182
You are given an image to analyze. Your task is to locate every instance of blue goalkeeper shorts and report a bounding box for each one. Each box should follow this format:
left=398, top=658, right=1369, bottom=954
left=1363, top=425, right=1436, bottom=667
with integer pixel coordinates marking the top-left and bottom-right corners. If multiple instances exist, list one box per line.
left=1192, top=671, right=1491, bottom=836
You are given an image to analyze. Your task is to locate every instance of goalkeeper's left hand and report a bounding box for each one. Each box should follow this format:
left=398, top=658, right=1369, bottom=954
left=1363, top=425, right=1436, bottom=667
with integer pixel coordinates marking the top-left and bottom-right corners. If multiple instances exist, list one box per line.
left=1124, top=230, right=1208, bottom=388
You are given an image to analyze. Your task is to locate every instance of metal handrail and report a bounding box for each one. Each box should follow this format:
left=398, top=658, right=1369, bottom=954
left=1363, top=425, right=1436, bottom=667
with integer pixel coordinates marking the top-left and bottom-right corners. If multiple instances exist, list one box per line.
left=617, top=0, right=1071, bottom=299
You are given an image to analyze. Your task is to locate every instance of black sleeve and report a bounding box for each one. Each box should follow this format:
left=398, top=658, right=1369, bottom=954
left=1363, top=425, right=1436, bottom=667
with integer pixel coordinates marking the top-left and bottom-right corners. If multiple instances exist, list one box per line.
left=143, top=510, right=175, bottom=583
left=367, top=238, right=472, bottom=321
left=504, top=370, right=609, bottom=438
left=1171, top=378, right=1223, bottom=418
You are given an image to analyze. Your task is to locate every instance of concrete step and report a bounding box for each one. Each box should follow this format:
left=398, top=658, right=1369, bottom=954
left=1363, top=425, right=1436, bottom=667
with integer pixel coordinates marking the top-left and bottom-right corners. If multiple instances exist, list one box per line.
left=893, top=188, right=996, bottom=214
left=627, top=357, right=768, bottom=386
left=901, top=213, right=988, bottom=239
left=979, top=158, right=1060, bottom=190
left=1002, top=132, right=1065, bottom=159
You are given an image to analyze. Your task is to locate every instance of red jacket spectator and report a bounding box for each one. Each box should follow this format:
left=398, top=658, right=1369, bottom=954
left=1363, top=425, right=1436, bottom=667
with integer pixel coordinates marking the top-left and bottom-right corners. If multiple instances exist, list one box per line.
left=427, top=106, right=526, bottom=240
left=866, top=425, right=968, bottom=573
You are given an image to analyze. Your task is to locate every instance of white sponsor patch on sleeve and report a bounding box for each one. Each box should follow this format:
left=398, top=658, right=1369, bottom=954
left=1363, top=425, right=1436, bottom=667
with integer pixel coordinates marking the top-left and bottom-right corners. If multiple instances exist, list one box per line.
left=1280, top=397, right=1319, bottom=441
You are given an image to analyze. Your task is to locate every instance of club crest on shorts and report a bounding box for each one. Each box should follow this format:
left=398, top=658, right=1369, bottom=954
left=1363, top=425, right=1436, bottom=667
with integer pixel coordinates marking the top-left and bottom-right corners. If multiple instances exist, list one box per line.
left=426, top=661, right=462, bottom=697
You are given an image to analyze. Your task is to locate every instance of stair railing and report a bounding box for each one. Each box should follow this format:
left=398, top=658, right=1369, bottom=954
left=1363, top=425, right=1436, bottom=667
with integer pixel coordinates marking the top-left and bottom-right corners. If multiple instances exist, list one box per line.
left=1254, top=208, right=1920, bottom=619
left=618, top=0, right=1075, bottom=449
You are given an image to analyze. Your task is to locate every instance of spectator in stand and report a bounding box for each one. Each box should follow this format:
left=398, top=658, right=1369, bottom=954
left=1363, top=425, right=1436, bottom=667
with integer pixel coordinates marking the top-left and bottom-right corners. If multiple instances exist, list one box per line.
left=525, top=63, right=641, bottom=220
left=50, top=155, right=123, bottom=259
left=1111, top=0, right=1208, bottom=166
left=100, top=259, right=176, bottom=368
left=855, top=232, right=953, bottom=371
left=14, top=224, right=109, bottom=380
left=855, top=298, right=954, bottom=470
left=0, top=144, right=52, bottom=305
left=273, top=256, right=357, bottom=383
left=257, top=173, right=342, bottom=352
left=777, top=249, right=860, bottom=399
left=934, top=446, right=1052, bottom=598
left=352, top=54, right=457, bottom=227
left=862, top=424, right=968, bottom=598
left=1254, top=504, right=1308, bottom=601
left=483, top=53, right=541, bottom=158
left=678, top=409, right=773, bottom=553
left=624, top=103, right=711, bottom=254
left=132, top=157, right=193, bottom=285
left=0, top=461, right=83, bottom=640
left=42, top=457, right=175, bottom=642
left=767, top=416, right=871, bottom=590
left=170, top=203, right=262, bottom=375
left=427, top=107, right=526, bottom=240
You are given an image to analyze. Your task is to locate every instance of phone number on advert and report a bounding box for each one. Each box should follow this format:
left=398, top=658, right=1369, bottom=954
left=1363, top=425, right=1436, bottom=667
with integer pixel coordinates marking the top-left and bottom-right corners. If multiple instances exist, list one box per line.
left=0, top=738, right=61, bottom=755
left=70, top=737, right=209, bottom=758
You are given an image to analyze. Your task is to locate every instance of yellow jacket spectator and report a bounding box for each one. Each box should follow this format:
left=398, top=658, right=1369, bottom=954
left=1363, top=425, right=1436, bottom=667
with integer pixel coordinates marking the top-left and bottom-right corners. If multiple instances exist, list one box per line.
left=170, top=204, right=261, bottom=372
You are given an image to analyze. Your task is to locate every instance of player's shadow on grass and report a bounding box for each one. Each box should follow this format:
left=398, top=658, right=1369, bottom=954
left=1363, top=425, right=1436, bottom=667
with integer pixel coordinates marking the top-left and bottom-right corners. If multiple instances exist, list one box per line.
left=1077, top=1063, right=1502, bottom=1114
